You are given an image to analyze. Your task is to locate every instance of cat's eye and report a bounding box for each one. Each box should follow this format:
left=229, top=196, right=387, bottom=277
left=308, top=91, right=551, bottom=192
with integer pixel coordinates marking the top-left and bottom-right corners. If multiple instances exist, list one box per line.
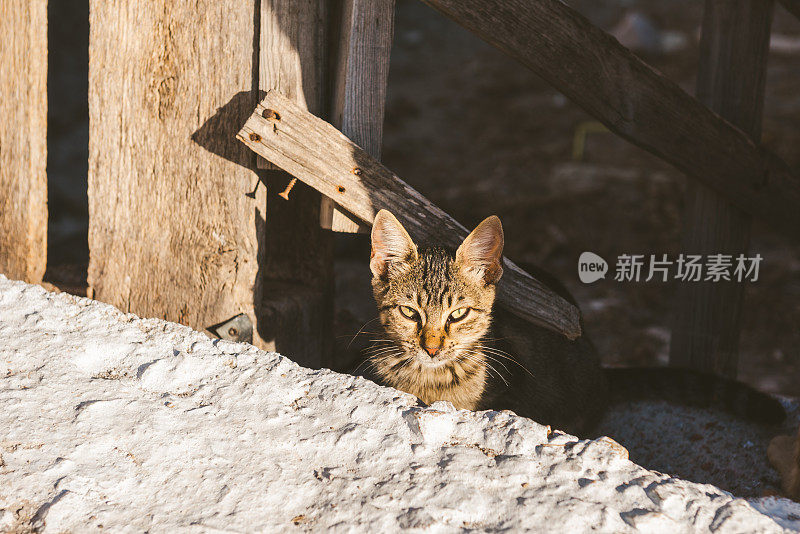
left=448, top=307, right=470, bottom=322
left=398, top=305, right=419, bottom=320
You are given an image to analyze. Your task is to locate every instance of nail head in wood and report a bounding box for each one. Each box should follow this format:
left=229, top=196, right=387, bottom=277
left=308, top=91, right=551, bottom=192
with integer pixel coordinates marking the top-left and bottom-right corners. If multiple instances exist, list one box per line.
left=249, top=132, right=261, bottom=142
left=262, top=108, right=281, bottom=121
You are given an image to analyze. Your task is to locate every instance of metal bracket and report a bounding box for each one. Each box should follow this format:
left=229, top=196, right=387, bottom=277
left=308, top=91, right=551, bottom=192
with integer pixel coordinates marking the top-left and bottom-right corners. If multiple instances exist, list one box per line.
left=211, top=313, right=253, bottom=344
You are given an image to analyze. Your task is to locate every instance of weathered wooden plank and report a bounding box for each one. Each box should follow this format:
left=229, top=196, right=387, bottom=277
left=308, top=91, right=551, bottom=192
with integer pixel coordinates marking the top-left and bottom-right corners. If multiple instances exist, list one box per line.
left=258, top=0, right=334, bottom=368
left=0, top=0, right=47, bottom=283
left=418, top=0, right=800, bottom=237
left=670, top=0, right=773, bottom=378
left=258, top=0, right=326, bottom=170
left=331, top=0, right=395, bottom=161
left=320, top=199, right=365, bottom=234
left=322, top=0, right=395, bottom=234
left=89, top=1, right=265, bottom=343
left=238, top=91, right=582, bottom=339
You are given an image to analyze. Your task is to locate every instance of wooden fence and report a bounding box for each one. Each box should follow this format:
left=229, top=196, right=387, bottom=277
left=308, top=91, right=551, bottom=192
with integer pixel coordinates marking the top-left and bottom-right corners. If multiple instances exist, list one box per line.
left=1, top=0, right=798, bottom=376
left=0, top=0, right=47, bottom=284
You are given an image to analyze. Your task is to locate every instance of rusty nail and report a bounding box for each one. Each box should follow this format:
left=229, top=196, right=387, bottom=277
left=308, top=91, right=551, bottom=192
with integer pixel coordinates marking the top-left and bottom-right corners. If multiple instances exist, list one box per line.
left=262, top=109, right=281, bottom=121
left=279, top=178, right=298, bottom=200
left=337, top=185, right=346, bottom=193
left=352, top=167, right=362, bottom=176
left=249, top=132, right=261, bottom=142
left=228, top=327, right=238, bottom=337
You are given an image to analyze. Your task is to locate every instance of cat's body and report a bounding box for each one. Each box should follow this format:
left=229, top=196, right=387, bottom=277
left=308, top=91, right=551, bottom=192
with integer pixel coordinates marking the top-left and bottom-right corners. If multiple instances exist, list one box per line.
left=479, top=306, right=608, bottom=433
left=366, top=210, right=786, bottom=437
left=368, top=211, right=607, bottom=435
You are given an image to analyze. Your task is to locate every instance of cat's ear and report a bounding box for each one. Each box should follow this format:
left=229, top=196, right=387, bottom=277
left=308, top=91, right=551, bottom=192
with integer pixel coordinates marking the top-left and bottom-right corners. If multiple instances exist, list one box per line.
left=456, top=215, right=504, bottom=285
left=370, top=210, right=418, bottom=279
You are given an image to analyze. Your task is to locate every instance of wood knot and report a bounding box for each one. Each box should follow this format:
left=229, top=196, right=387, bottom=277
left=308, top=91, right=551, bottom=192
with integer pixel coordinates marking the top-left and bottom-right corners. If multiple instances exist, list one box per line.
left=262, top=109, right=281, bottom=121
left=249, top=132, right=261, bottom=142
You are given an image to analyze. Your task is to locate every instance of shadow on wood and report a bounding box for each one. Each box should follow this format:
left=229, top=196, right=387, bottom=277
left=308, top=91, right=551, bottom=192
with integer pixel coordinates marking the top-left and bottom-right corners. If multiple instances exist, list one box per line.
left=191, top=90, right=266, bottom=170
left=191, top=90, right=332, bottom=368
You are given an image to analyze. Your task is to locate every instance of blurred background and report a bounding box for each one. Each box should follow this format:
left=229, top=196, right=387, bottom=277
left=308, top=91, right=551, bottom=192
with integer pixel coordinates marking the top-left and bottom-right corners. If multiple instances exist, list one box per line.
left=47, top=0, right=800, bottom=395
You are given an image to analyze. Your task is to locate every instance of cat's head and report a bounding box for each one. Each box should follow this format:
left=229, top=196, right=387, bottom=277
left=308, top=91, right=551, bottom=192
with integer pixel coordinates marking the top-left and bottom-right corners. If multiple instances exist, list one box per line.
left=369, top=210, right=504, bottom=368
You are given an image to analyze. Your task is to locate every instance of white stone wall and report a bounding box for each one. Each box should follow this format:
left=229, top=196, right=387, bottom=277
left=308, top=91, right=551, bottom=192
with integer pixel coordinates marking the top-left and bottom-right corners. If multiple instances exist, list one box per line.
left=1, top=276, right=798, bottom=532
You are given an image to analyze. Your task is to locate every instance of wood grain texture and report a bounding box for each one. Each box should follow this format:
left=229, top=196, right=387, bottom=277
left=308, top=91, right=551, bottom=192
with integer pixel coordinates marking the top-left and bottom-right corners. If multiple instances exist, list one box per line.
left=331, top=0, right=394, bottom=161
left=0, top=0, right=47, bottom=283
left=239, top=91, right=582, bottom=339
left=670, top=0, right=773, bottom=378
left=258, top=0, right=326, bottom=170
left=88, top=1, right=265, bottom=343
left=323, top=0, right=394, bottom=234
left=258, top=0, right=334, bottom=368
left=419, top=0, right=800, bottom=237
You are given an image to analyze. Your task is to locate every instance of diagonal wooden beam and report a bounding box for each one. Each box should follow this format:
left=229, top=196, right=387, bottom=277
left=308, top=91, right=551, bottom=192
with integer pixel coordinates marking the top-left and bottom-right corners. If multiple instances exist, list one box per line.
left=238, top=91, right=582, bottom=340
left=778, top=0, right=800, bottom=20
left=418, top=0, right=800, bottom=238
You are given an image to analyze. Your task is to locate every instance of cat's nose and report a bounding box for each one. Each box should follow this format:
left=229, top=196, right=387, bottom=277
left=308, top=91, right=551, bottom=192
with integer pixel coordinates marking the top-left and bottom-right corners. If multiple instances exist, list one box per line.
left=422, top=331, right=444, bottom=357
left=423, top=345, right=441, bottom=357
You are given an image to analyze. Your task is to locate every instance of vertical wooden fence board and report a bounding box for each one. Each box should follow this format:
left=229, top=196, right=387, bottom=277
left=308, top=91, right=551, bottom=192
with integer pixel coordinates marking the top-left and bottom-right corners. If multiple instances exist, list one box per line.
left=670, top=0, right=773, bottom=377
left=0, top=0, right=47, bottom=283
left=331, top=0, right=395, bottom=159
left=258, top=0, right=327, bottom=170
left=322, top=0, right=395, bottom=234
left=259, top=0, right=333, bottom=367
left=88, top=1, right=265, bottom=343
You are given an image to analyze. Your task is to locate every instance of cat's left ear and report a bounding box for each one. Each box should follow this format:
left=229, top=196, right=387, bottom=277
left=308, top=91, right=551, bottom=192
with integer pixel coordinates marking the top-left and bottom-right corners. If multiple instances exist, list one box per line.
left=456, top=216, right=504, bottom=285
left=370, top=210, right=418, bottom=280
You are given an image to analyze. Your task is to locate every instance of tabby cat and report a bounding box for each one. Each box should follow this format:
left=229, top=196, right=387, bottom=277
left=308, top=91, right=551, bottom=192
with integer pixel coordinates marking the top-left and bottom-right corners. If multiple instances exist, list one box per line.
left=367, top=210, right=608, bottom=435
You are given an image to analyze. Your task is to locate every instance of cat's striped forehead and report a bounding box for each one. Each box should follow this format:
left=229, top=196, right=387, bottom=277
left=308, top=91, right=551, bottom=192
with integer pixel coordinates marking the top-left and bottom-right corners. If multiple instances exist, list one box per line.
left=390, top=246, right=470, bottom=309
left=413, top=247, right=459, bottom=308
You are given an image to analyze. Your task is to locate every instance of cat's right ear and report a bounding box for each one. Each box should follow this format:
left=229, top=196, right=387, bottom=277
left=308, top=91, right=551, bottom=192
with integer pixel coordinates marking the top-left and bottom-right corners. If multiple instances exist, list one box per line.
left=370, top=210, right=418, bottom=280
left=456, top=215, right=504, bottom=285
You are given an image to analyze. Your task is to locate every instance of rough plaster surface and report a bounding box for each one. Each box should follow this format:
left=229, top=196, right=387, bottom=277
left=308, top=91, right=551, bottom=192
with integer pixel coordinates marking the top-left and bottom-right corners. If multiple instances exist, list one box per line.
left=1, top=276, right=799, bottom=532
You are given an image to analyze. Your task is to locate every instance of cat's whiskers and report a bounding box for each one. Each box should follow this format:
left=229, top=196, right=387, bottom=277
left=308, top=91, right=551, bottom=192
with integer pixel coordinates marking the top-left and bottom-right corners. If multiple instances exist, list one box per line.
left=473, top=343, right=535, bottom=378
left=358, top=350, right=407, bottom=376
left=457, top=349, right=510, bottom=386
left=460, top=349, right=512, bottom=376
left=354, top=341, right=404, bottom=373
left=340, top=317, right=382, bottom=350
left=366, top=350, right=405, bottom=362
left=459, top=353, right=508, bottom=387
